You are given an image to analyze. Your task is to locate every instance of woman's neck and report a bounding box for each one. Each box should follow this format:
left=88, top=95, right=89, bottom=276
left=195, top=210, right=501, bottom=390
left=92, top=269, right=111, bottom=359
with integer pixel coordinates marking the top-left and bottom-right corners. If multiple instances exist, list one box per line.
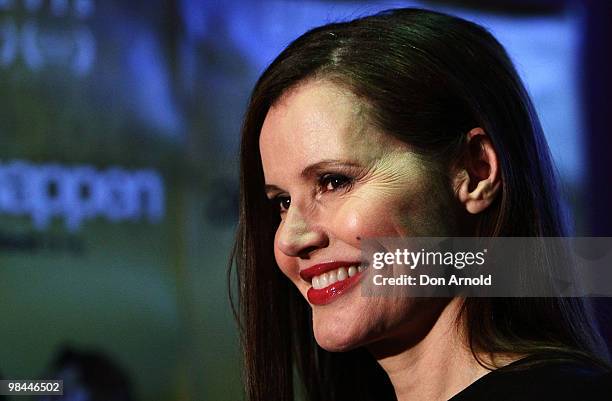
left=367, top=298, right=500, bottom=401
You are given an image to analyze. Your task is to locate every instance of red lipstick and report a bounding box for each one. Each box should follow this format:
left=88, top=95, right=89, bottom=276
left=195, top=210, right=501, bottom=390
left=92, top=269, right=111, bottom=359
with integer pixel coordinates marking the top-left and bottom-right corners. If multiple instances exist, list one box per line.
left=300, top=261, right=359, bottom=281
left=300, top=261, right=365, bottom=306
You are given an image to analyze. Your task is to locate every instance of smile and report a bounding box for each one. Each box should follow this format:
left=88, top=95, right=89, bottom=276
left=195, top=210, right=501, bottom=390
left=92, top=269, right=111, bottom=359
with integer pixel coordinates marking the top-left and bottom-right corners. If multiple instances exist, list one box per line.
left=311, top=265, right=364, bottom=289
left=300, top=261, right=367, bottom=305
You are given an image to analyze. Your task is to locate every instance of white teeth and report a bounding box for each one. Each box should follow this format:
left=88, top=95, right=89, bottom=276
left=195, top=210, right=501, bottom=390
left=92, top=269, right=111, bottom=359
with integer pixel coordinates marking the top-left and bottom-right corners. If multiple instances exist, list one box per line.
left=310, top=265, right=366, bottom=289
left=328, top=270, right=337, bottom=285
left=319, top=273, right=329, bottom=288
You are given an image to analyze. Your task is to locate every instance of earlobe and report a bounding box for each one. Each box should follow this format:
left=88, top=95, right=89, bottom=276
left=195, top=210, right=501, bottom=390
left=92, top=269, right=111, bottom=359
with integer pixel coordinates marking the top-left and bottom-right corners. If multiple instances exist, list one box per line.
left=457, top=176, right=501, bottom=214
left=453, top=128, right=502, bottom=214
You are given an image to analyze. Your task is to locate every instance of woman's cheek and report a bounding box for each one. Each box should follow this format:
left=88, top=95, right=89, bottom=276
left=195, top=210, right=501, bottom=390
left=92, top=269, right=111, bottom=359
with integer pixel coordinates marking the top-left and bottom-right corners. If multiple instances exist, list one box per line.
left=330, top=196, right=404, bottom=241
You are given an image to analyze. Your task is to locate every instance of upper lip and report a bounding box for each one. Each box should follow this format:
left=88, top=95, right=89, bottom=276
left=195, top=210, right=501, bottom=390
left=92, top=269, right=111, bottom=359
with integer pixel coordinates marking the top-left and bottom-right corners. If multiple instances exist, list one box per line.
left=299, top=261, right=361, bottom=282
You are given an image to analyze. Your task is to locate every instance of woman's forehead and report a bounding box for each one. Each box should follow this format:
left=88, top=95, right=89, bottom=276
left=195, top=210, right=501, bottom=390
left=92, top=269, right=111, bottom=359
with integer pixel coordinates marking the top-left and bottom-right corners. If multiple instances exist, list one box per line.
left=259, top=80, right=402, bottom=165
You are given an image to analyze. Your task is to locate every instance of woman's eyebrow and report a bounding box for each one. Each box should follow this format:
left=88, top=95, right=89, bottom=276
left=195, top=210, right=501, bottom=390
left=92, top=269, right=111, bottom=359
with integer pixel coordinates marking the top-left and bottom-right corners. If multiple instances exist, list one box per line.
left=300, top=160, right=362, bottom=178
left=264, top=160, right=363, bottom=194
left=264, top=184, right=282, bottom=195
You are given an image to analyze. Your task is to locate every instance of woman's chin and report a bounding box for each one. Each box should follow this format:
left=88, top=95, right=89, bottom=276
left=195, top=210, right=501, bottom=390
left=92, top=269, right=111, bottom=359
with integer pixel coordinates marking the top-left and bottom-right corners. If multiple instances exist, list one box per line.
left=311, top=310, right=372, bottom=352
left=313, top=329, right=359, bottom=352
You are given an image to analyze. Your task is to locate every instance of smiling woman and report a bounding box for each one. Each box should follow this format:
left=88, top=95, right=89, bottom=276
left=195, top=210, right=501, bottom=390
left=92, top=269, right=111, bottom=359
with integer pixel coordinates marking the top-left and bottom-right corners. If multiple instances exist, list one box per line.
left=230, top=7, right=611, bottom=401
left=259, top=80, right=460, bottom=353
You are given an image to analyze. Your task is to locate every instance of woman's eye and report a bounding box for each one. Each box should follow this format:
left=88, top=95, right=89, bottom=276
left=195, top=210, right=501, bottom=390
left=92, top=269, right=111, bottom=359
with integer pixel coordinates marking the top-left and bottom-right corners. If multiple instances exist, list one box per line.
left=320, top=173, right=352, bottom=192
left=274, top=196, right=291, bottom=212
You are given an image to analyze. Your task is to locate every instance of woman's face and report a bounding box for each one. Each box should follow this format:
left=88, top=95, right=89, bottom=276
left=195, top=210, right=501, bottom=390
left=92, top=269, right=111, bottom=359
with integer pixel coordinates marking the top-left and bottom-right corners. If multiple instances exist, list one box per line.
left=259, top=80, right=457, bottom=351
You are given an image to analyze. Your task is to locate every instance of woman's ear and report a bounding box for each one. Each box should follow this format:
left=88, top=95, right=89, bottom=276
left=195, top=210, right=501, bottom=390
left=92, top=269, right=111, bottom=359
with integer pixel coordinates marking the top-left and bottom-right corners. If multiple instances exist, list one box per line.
left=453, top=127, right=501, bottom=214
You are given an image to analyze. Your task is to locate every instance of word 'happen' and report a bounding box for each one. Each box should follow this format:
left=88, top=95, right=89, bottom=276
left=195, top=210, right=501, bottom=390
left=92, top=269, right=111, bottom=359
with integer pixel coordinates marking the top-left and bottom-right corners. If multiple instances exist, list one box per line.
left=0, top=160, right=164, bottom=231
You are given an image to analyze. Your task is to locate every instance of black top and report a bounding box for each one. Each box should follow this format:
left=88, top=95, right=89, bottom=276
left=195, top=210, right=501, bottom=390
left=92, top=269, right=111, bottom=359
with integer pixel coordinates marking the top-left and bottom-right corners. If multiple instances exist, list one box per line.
left=449, top=355, right=612, bottom=401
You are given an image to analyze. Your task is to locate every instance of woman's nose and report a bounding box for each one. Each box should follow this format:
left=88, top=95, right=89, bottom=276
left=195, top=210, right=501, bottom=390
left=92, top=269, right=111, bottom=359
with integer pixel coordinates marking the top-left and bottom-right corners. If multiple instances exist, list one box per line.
left=276, top=206, right=328, bottom=258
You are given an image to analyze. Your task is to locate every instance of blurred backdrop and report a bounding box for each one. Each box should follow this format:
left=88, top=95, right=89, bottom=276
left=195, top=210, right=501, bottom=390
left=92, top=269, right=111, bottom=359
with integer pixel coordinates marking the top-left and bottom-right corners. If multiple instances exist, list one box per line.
left=0, top=0, right=610, bottom=400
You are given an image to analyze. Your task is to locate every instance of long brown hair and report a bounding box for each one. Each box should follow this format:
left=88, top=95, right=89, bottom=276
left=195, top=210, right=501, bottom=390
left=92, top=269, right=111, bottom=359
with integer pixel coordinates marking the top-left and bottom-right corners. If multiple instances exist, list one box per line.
left=229, top=8, right=609, bottom=401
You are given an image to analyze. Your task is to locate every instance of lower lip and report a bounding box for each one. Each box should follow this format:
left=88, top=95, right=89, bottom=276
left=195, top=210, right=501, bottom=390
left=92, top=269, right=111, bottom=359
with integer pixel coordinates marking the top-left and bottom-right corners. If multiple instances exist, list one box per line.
left=307, top=272, right=363, bottom=305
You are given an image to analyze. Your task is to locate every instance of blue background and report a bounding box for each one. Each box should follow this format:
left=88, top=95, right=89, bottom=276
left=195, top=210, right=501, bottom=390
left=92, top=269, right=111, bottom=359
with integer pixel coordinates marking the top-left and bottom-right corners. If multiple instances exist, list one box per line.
left=0, top=1, right=610, bottom=400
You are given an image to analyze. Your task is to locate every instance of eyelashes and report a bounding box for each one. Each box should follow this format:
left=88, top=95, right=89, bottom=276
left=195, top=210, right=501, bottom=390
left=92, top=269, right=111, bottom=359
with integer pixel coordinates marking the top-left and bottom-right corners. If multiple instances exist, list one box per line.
left=319, top=173, right=353, bottom=192
left=273, top=195, right=291, bottom=212
left=270, top=172, right=354, bottom=213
